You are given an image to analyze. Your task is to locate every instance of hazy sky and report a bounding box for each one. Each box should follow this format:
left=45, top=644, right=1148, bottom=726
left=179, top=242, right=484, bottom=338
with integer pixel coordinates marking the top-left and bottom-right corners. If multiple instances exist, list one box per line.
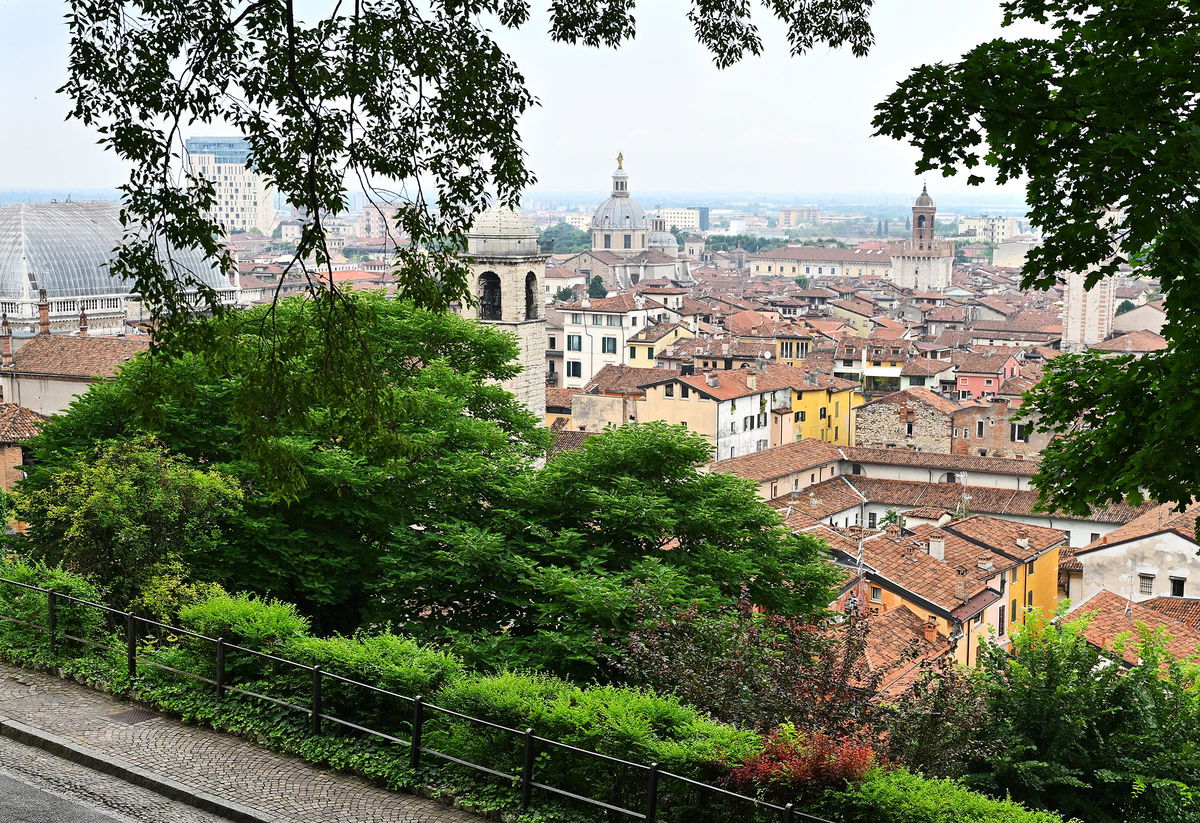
left=0, top=1, right=1037, bottom=198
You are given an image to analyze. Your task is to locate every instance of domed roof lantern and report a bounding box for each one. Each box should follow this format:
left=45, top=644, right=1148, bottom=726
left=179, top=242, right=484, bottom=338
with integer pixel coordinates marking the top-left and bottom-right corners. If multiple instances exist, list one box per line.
left=914, top=183, right=934, bottom=208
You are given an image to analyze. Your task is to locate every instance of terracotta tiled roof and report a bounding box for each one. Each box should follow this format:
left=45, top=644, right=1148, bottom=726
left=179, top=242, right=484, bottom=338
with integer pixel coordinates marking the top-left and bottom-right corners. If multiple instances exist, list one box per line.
left=545, top=387, right=579, bottom=410
left=558, top=292, right=668, bottom=313
left=860, top=387, right=961, bottom=416
left=948, top=350, right=1018, bottom=375
left=924, top=306, right=965, bottom=322
left=764, top=363, right=859, bottom=393
left=861, top=605, right=953, bottom=696
left=840, top=444, right=1038, bottom=476
left=0, top=403, right=45, bottom=442
left=1058, top=545, right=1083, bottom=572
left=1141, top=597, right=1200, bottom=627
left=749, top=246, right=892, bottom=264
left=831, top=298, right=875, bottom=317
left=547, top=429, right=597, bottom=457
left=1077, top=501, right=1200, bottom=554
left=628, top=322, right=682, bottom=344
left=1070, top=590, right=1200, bottom=665
left=1090, top=330, right=1169, bottom=353
left=900, top=357, right=954, bottom=377
left=584, top=365, right=677, bottom=397
left=8, top=334, right=150, bottom=379
left=654, top=369, right=791, bottom=401
left=771, top=475, right=1151, bottom=525
left=710, top=439, right=843, bottom=482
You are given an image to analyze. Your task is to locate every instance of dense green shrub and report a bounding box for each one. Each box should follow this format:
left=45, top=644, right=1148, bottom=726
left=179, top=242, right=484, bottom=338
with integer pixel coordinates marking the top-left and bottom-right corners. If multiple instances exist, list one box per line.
left=285, top=633, right=465, bottom=732
left=826, top=768, right=1072, bottom=823
left=0, top=555, right=106, bottom=654
left=179, top=592, right=309, bottom=648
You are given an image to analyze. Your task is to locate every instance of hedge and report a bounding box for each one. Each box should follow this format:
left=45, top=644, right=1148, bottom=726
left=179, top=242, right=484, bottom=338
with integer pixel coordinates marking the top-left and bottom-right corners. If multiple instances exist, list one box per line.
left=0, top=567, right=1074, bottom=823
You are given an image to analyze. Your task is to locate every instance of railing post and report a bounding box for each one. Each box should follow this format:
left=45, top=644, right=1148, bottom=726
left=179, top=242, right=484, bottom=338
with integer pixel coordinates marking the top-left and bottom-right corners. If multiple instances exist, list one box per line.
left=409, top=696, right=424, bottom=770
left=311, top=666, right=322, bottom=735
left=784, top=802, right=795, bottom=823
left=215, top=638, right=226, bottom=700
left=125, top=612, right=137, bottom=678
left=46, top=590, right=56, bottom=654
left=645, top=762, right=659, bottom=823
left=519, top=727, right=535, bottom=810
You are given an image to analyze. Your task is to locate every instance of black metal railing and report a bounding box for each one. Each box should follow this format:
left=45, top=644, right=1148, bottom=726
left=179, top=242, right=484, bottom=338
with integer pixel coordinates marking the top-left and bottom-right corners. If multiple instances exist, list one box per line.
left=0, top=576, right=833, bottom=823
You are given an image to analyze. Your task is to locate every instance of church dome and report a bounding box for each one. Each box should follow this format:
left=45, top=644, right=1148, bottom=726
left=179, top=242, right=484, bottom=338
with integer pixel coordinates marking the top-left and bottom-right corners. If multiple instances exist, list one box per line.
left=590, top=157, right=647, bottom=231
left=591, top=196, right=646, bottom=231
left=914, top=184, right=934, bottom=208
left=466, top=206, right=539, bottom=258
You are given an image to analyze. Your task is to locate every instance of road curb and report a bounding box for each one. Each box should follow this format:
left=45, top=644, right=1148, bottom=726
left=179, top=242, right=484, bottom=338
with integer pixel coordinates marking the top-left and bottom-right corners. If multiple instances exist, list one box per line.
left=0, top=715, right=280, bottom=823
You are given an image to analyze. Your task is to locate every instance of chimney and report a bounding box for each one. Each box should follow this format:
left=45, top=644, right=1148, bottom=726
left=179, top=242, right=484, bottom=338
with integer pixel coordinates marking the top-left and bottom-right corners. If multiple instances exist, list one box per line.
left=954, top=566, right=970, bottom=602
left=634, top=293, right=646, bottom=310
left=37, top=289, right=50, bottom=336
left=746, top=372, right=757, bottom=391
left=923, top=617, right=939, bottom=644
left=1, top=314, right=10, bottom=368
left=705, top=372, right=719, bottom=388
left=1015, top=527, right=1031, bottom=551
left=78, top=310, right=88, bottom=337
left=884, top=523, right=902, bottom=538
left=580, top=297, right=591, bottom=309
left=928, top=530, right=946, bottom=561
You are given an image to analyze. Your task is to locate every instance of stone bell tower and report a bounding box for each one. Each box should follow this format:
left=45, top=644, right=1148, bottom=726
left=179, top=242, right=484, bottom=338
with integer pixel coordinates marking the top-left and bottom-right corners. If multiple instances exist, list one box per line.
left=464, top=207, right=546, bottom=417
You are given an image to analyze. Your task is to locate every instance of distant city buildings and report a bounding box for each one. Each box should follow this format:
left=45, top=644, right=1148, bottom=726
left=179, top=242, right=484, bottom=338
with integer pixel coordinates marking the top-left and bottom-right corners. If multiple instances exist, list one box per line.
left=958, top=215, right=1023, bottom=244
left=777, top=207, right=820, bottom=227
left=184, top=137, right=277, bottom=234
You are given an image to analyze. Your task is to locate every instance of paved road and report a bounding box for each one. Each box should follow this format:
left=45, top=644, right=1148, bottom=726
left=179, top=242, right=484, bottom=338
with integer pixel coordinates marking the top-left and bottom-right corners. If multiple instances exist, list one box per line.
left=0, top=773, right=125, bottom=823
left=0, top=734, right=230, bottom=823
left=0, top=663, right=483, bottom=822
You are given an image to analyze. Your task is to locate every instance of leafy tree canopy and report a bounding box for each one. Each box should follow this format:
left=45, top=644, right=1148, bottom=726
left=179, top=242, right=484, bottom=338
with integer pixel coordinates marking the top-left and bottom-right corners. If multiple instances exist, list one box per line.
left=967, top=608, right=1200, bottom=823
left=12, top=436, right=243, bottom=610
left=20, top=292, right=546, bottom=629
left=63, top=0, right=873, bottom=335
left=872, top=0, right=1200, bottom=515
left=19, top=294, right=836, bottom=675
left=538, top=222, right=590, bottom=254
left=587, top=275, right=608, bottom=299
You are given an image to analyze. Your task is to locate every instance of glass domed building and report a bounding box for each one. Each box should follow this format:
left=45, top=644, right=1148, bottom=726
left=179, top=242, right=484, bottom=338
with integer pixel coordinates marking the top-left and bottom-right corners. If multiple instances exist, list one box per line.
left=0, top=201, right=236, bottom=336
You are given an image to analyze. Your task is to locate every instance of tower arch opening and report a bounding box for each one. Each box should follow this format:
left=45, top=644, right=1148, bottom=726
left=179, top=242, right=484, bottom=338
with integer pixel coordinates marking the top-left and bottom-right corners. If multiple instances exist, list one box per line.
left=478, top=271, right=502, bottom=320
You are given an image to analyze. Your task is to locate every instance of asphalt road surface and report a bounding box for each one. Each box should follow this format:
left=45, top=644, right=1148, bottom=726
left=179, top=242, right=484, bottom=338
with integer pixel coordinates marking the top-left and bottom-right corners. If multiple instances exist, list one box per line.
left=0, top=735, right=231, bottom=823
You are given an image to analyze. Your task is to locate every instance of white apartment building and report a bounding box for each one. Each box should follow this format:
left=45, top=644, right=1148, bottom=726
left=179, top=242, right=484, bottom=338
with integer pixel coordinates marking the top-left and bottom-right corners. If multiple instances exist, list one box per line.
left=558, top=293, right=678, bottom=388
left=958, top=216, right=1023, bottom=244
left=185, top=137, right=277, bottom=234
left=654, top=207, right=708, bottom=232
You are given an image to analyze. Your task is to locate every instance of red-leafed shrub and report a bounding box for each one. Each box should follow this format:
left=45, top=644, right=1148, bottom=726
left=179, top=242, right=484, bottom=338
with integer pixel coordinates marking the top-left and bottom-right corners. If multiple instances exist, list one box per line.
left=731, top=724, right=879, bottom=802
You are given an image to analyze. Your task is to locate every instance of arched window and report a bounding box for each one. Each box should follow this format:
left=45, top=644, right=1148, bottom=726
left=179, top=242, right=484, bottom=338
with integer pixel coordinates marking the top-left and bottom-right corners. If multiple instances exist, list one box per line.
left=917, top=215, right=927, bottom=229
left=478, top=272, right=501, bottom=320
left=525, top=272, right=537, bottom=320
left=943, top=472, right=959, bottom=484
left=851, top=463, right=863, bottom=475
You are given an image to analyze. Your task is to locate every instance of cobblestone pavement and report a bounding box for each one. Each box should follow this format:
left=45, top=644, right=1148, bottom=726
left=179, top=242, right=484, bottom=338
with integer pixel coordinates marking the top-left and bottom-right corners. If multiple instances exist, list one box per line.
left=0, top=735, right=230, bottom=822
left=0, top=663, right=485, bottom=823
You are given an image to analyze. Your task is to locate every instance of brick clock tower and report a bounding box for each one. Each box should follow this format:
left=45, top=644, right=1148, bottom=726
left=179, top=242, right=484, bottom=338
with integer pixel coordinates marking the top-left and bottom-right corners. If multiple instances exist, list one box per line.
left=463, top=207, right=547, bottom=417
left=892, top=184, right=953, bottom=291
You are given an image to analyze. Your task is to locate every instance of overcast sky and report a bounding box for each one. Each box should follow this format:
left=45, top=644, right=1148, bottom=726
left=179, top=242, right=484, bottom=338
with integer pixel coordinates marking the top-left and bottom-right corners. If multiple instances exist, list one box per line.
left=0, top=1, right=1037, bottom=198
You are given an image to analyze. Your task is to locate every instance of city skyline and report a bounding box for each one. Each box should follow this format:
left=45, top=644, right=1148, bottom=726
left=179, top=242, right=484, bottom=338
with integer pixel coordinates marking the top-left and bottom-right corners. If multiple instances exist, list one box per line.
left=1, top=1, right=1043, bottom=197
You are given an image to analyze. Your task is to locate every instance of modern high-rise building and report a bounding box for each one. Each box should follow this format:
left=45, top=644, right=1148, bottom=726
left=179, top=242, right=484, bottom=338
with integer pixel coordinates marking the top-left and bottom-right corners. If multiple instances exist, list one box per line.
left=184, top=137, right=277, bottom=235
left=1063, top=269, right=1115, bottom=350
